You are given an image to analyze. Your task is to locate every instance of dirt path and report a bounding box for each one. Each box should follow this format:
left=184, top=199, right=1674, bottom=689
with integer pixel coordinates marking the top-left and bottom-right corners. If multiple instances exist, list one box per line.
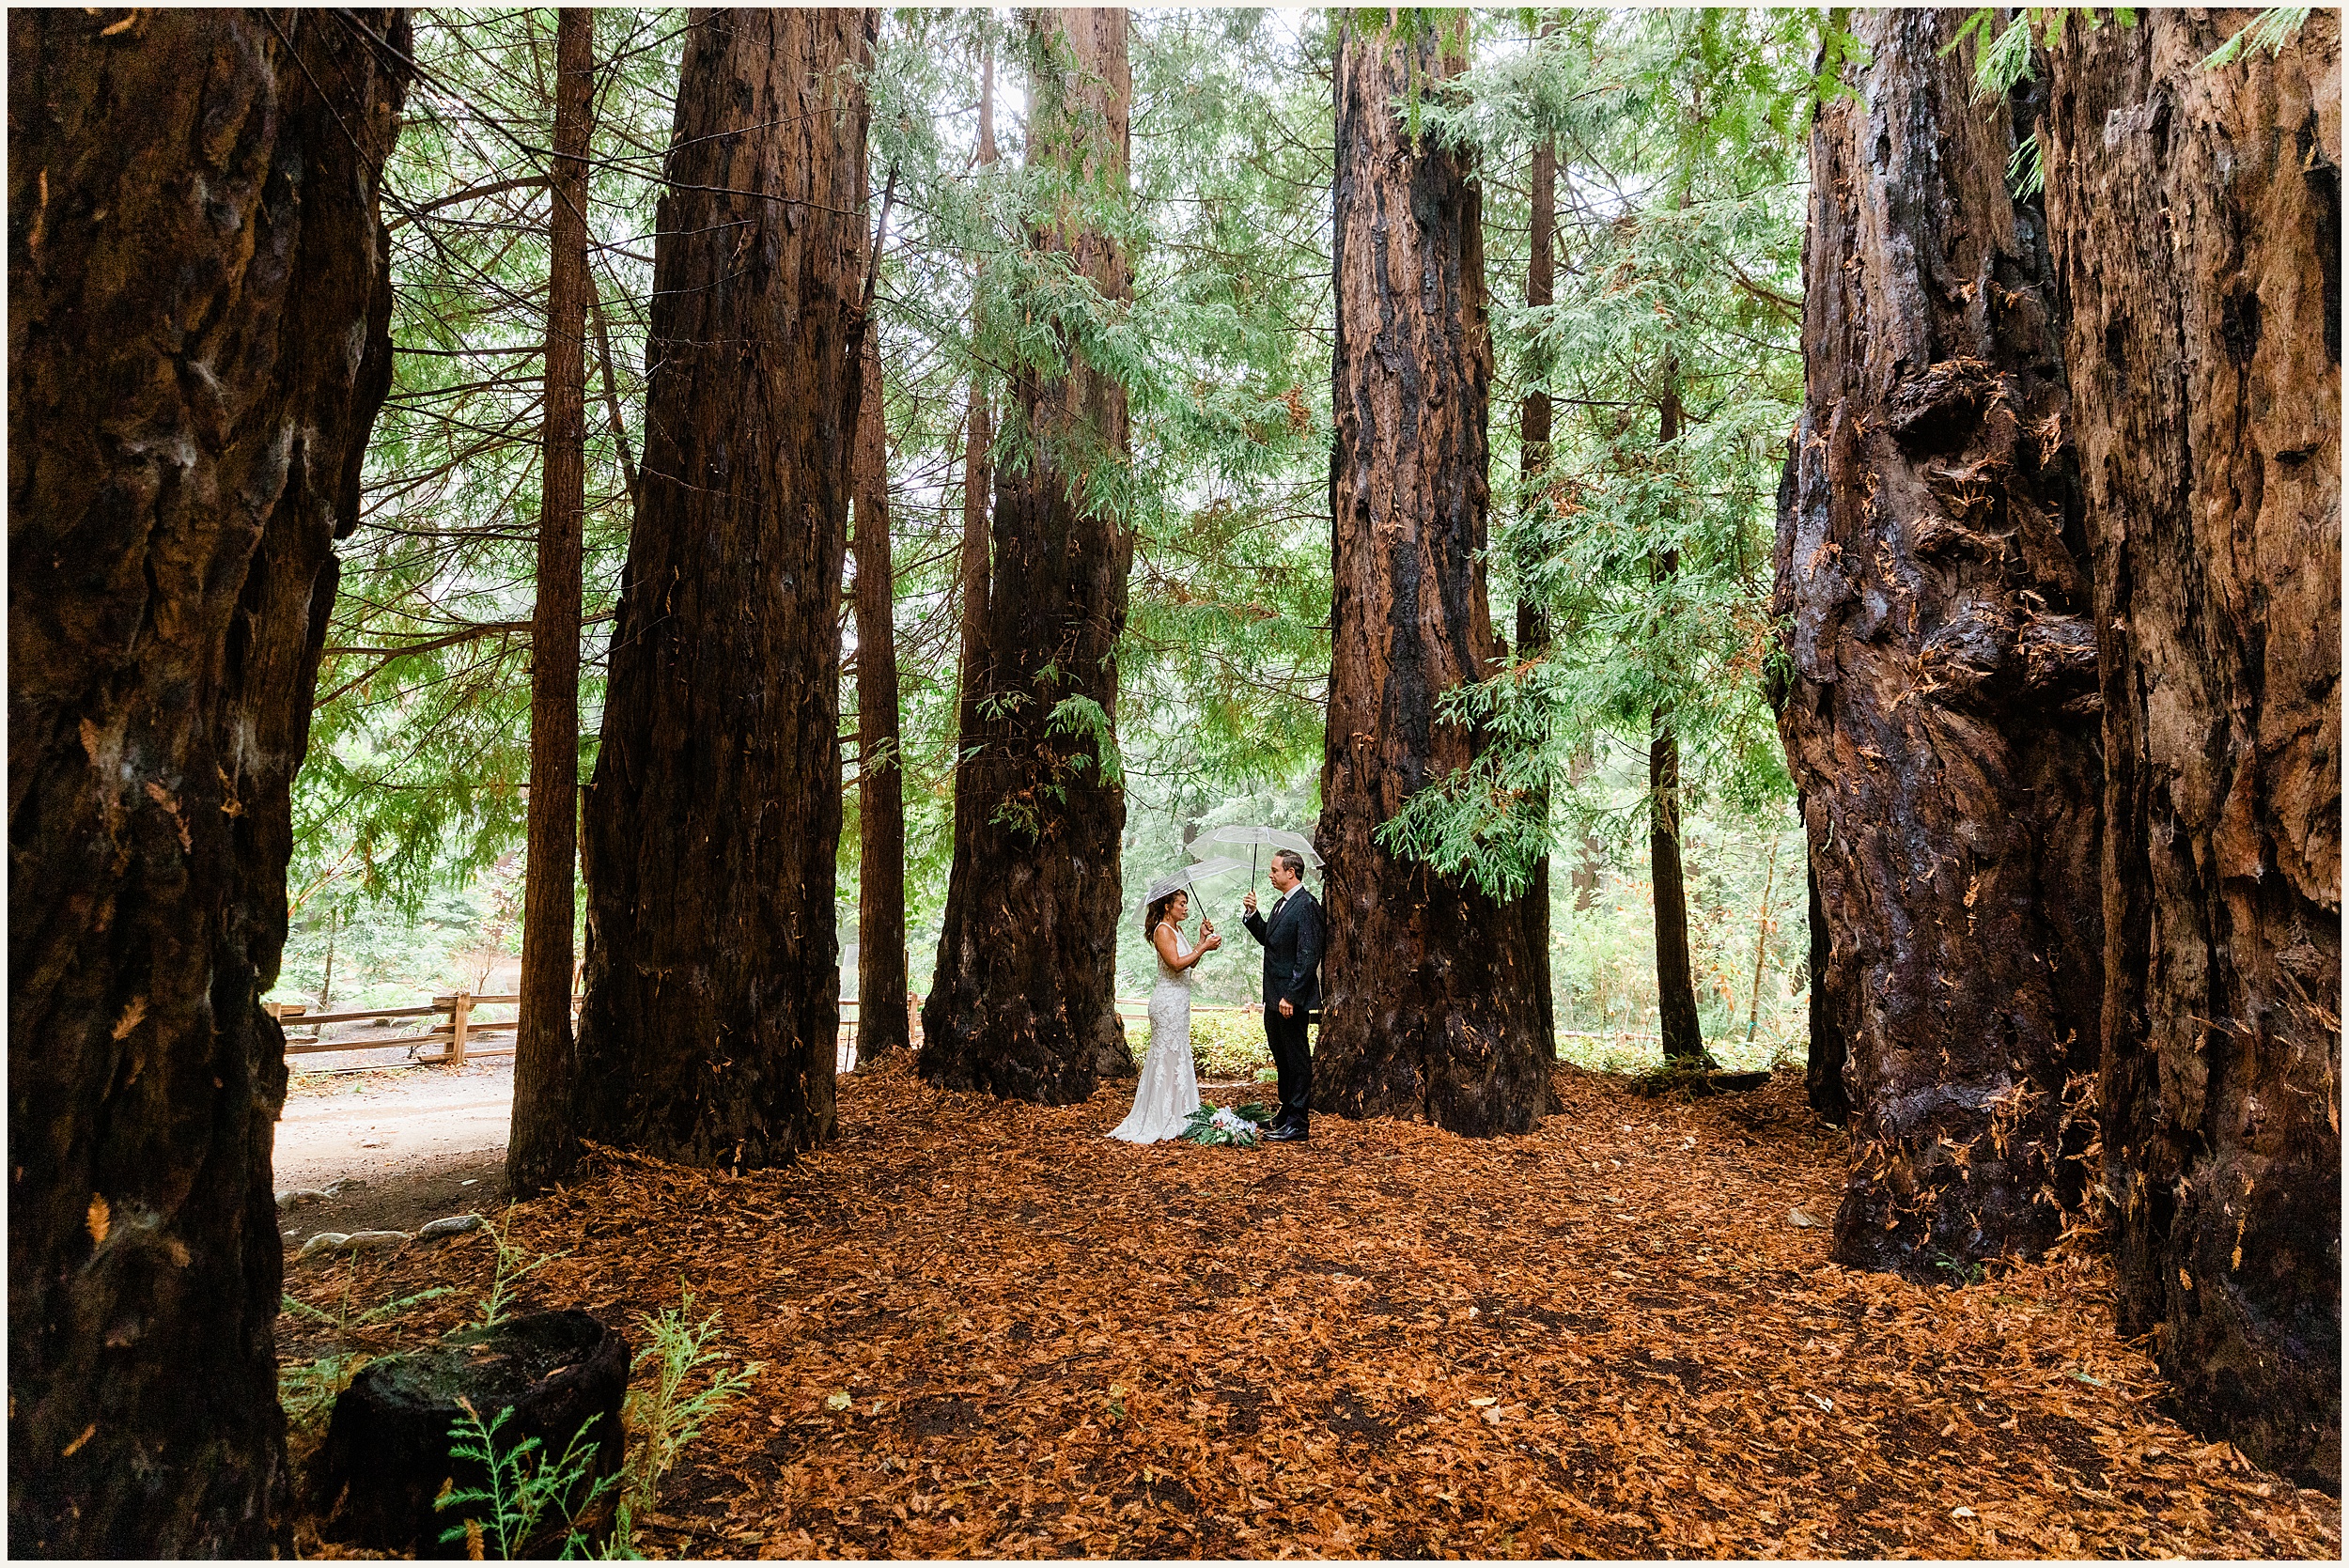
left=274, top=1059, right=515, bottom=1247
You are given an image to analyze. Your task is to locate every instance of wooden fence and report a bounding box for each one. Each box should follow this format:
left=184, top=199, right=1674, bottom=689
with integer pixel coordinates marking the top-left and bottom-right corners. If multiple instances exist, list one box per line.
left=274, top=993, right=1309, bottom=1072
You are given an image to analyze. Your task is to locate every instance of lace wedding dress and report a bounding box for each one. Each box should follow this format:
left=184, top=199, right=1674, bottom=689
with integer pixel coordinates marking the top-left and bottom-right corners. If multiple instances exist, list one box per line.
left=1108, top=925, right=1203, bottom=1143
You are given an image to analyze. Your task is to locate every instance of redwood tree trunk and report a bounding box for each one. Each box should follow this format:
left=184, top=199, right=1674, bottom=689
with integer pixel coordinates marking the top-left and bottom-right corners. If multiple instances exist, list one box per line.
left=509, top=5, right=593, bottom=1194
left=1315, top=16, right=1550, bottom=1137
left=7, top=9, right=407, bottom=1553
left=1650, top=382, right=1706, bottom=1066
left=1649, top=709, right=1706, bottom=1064
left=852, top=337, right=910, bottom=1063
left=921, top=8, right=1136, bottom=1104
left=950, top=44, right=995, bottom=896
left=1517, top=137, right=1558, bottom=1061
left=1773, top=9, right=2103, bottom=1281
left=2044, top=8, right=2341, bottom=1488
left=573, top=8, right=870, bottom=1172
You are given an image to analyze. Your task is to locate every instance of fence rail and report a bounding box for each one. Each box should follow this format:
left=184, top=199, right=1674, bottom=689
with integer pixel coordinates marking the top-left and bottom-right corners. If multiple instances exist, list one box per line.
left=276, top=993, right=1310, bottom=1072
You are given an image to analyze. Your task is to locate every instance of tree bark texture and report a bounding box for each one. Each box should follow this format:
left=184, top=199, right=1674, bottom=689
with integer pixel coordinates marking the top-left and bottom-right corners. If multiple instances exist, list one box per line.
left=1517, top=137, right=1558, bottom=1061
left=573, top=8, right=869, bottom=1172
left=852, top=338, right=910, bottom=1063
left=1649, top=384, right=1706, bottom=1066
left=2043, top=8, right=2341, bottom=1488
left=7, top=9, right=408, bottom=1553
left=1315, top=18, right=1551, bottom=1137
left=921, top=8, right=1136, bottom=1104
left=510, top=5, right=593, bottom=1195
left=954, top=42, right=997, bottom=753
left=1773, top=9, right=2103, bottom=1281
left=1649, top=712, right=1706, bottom=1063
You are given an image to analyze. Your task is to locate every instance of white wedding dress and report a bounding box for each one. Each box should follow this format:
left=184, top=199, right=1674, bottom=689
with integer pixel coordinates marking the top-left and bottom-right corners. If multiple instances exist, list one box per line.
left=1108, top=925, right=1203, bottom=1143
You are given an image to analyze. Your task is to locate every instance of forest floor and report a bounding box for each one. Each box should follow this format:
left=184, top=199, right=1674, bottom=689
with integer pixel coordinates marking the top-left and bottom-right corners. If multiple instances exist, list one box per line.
left=286, top=1061, right=2341, bottom=1560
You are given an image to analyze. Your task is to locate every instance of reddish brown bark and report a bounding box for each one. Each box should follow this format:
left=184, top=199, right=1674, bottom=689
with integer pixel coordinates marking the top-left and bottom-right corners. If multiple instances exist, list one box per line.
left=1315, top=17, right=1550, bottom=1137
left=509, top=5, right=593, bottom=1195
left=7, top=9, right=408, bottom=1552
left=921, top=8, right=1136, bottom=1103
left=1517, top=136, right=1557, bottom=1060
left=2044, top=8, right=2341, bottom=1488
left=573, top=8, right=870, bottom=1172
left=1774, top=9, right=2102, bottom=1280
left=853, top=337, right=910, bottom=1063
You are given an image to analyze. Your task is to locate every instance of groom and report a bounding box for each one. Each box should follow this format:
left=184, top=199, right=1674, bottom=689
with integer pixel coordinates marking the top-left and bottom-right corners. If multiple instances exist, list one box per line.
left=1241, top=849, right=1324, bottom=1142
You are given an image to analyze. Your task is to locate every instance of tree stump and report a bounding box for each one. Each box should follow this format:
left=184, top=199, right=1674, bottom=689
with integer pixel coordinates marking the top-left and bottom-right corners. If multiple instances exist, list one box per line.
left=312, top=1311, right=628, bottom=1556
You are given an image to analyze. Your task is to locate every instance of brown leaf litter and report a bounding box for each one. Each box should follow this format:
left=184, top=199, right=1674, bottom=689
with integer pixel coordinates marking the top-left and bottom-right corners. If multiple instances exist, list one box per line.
left=285, top=1063, right=2341, bottom=1559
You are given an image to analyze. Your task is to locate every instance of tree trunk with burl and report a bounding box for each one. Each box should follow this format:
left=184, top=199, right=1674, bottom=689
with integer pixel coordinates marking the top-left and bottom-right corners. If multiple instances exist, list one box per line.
left=510, top=5, right=594, bottom=1195
left=853, top=336, right=910, bottom=1063
left=2043, top=8, right=2341, bottom=1489
left=573, top=8, right=872, bottom=1172
left=921, top=8, right=1137, bottom=1104
left=1774, top=8, right=2103, bottom=1281
left=8, top=9, right=408, bottom=1553
left=1315, top=15, right=1550, bottom=1138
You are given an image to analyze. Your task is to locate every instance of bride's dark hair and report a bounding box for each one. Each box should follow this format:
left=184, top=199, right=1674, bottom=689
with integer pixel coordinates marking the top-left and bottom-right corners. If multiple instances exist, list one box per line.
left=1142, top=888, right=1186, bottom=939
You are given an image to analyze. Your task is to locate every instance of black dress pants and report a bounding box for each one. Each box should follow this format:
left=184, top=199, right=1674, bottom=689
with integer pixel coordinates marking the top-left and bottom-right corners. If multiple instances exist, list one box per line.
left=1266, top=1004, right=1313, bottom=1126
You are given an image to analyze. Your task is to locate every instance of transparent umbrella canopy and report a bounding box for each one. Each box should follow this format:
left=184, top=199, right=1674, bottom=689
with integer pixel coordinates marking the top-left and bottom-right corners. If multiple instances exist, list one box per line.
left=1139, top=855, right=1253, bottom=921
left=1190, top=825, right=1324, bottom=893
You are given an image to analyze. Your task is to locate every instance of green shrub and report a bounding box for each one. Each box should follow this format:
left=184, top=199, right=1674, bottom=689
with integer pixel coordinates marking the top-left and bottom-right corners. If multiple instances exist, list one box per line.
left=1189, top=1009, right=1275, bottom=1079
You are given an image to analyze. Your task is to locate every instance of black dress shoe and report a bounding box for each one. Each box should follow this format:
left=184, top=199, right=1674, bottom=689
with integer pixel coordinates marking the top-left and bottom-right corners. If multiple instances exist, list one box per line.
left=1265, top=1122, right=1308, bottom=1142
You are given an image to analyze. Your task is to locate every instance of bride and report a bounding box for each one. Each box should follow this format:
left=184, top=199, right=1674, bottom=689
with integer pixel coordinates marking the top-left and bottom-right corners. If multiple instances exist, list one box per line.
left=1108, top=887, right=1221, bottom=1143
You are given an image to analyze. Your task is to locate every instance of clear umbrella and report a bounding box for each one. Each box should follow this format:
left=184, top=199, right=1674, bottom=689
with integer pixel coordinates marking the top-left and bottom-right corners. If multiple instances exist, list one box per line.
left=1190, top=824, right=1324, bottom=893
left=1139, top=855, right=1252, bottom=927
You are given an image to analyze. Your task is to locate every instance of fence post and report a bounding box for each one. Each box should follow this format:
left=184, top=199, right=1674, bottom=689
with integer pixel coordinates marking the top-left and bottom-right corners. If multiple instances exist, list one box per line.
left=447, top=992, right=473, bottom=1065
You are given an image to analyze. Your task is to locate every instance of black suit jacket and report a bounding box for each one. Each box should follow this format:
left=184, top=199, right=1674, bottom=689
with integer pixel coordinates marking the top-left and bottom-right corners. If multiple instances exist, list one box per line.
left=1242, top=887, right=1324, bottom=1011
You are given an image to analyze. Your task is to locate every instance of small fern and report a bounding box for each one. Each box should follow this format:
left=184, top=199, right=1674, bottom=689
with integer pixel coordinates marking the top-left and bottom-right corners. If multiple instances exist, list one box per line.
left=436, top=1398, right=618, bottom=1560
left=619, top=1292, right=762, bottom=1522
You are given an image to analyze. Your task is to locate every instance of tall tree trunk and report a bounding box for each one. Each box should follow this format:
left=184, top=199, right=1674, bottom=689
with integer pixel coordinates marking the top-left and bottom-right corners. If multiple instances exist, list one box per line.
left=1315, top=15, right=1550, bottom=1137
left=1649, top=384, right=1708, bottom=1067
left=2044, top=8, right=2341, bottom=1489
left=573, top=8, right=871, bottom=1172
left=921, top=8, right=1136, bottom=1104
left=1568, top=745, right=1604, bottom=911
left=7, top=10, right=407, bottom=1553
left=509, top=5, right=593, bottom=1195
left=1774, top=9, right=2102, bottom=1281
left=952, top=40, right=997, bottom=848
left=1517, top=137, right=1558, bottom=1061
left=1648, top=707, right=1705, bottom=1063
left=852, top=337, right=910, bottom=1063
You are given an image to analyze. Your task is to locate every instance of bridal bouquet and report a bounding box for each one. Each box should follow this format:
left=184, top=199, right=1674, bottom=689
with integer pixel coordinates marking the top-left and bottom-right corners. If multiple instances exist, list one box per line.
left=1180, top=1102, right=1273, bottom=1147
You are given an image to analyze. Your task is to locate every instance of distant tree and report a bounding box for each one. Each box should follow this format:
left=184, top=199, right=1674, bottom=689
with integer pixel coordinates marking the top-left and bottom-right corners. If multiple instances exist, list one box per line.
left=572, top=8, right=873, bottom=1171
left=509, top=4, right=595, bottom=1195
left=853, top=334, right=910, bottom=1063
left=1315, top=14, right=1551, bottom=1137
left=7, top=10, right=408, bottom=1552
left=922, top=8, right=1138, bottom=1104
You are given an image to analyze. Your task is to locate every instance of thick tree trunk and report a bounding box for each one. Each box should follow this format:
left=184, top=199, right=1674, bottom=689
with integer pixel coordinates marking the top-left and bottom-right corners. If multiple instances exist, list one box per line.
left=573, top=8, right=870, bottom=1172
left=852, top=338, right=910, bottom=1063
left=1517, top=138, right=1558, bottom=1061
left=1773, top=9, right=2102, bottom=1281
left=921, top=8, right=1136, bottom=1104
left=1315, top=16, right=1550, bottom=1137
left=7, top=9, right=408, bottom=1553
left=2044, top=8, right=2341, bottom=1489
left=510, top=5, right=593, bottom=1195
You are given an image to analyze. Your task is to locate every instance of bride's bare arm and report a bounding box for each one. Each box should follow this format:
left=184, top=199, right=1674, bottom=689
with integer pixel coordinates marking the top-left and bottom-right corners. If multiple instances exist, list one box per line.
left=1154, top=922, right=1217, bottom=970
